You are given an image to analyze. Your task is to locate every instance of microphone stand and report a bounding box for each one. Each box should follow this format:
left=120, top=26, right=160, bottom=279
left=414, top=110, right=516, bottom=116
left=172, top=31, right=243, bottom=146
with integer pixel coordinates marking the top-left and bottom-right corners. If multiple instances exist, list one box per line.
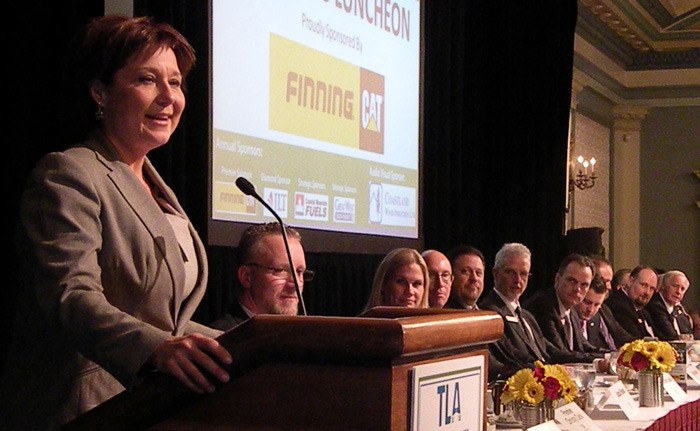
left=235, top=177, right=307, bottom=316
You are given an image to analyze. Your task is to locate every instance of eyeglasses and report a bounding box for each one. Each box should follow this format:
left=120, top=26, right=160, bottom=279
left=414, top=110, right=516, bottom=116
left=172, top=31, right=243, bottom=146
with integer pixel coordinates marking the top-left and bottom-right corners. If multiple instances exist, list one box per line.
left=429, top=272, right=454, bottom=283
left=502, top=268, right=532, bottom=280
left=245, top=263, right=315, bottom=282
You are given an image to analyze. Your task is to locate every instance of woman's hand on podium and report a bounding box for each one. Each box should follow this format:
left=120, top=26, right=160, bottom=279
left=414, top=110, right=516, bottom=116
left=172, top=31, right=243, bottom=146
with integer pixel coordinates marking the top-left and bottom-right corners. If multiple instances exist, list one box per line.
left=149, top=333, right=233, bottom=393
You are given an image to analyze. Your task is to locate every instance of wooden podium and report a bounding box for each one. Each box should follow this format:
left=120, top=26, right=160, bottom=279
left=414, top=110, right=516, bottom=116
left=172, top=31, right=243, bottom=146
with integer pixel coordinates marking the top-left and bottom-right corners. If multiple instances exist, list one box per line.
left=64, top=307, right=503, bottom=431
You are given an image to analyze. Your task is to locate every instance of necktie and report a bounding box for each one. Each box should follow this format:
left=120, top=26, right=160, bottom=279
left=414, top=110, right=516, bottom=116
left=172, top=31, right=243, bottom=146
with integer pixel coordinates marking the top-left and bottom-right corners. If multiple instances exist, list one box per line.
left=599, top=317, right=617, bottom=350
left=672, top=308, right=681, bottom=335
left=580, top=318, right=588, bottom=339
left=516, top=306, right=544, bottom=361
left=673, top=304, right=692, bottom=334
left=563, top=313, right=573, bottom=350
left=638, top=309, right=655, bottom=337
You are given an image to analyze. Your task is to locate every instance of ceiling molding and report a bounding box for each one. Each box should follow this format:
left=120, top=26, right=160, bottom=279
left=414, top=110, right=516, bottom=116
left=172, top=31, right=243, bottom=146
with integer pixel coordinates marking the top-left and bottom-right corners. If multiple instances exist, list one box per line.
left=575, top=0, right=700, bottom=106
left=577, top=0, right=700, bottom=70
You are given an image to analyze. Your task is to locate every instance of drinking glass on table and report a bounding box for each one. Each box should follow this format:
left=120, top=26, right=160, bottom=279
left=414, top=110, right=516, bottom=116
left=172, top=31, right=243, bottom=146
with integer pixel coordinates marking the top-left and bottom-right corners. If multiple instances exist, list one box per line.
left=607, top=351, right=620, bottom=375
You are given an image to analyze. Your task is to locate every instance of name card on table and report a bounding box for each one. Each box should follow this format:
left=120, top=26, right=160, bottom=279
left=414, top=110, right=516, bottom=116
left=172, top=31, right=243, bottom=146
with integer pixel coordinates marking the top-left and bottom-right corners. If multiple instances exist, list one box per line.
left=662, top=372, right=688, bottom=402
left=687, top=364, right=700, bottom=384
left=528, top=421, right=560, bottom=431
left=555, top=402, right=603, bottom=431
left=601, top=380, right=639, bottom=419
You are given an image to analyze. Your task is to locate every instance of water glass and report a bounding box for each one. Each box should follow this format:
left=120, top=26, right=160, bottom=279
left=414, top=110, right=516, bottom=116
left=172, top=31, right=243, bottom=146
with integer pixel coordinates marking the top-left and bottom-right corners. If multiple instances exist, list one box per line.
left=607, top=351, right=620, bottom=375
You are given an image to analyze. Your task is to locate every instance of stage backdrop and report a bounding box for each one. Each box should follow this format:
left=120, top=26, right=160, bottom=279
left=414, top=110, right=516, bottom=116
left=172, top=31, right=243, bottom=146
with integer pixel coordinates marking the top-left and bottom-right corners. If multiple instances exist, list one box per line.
left=5, top=0, right=577, bottom=364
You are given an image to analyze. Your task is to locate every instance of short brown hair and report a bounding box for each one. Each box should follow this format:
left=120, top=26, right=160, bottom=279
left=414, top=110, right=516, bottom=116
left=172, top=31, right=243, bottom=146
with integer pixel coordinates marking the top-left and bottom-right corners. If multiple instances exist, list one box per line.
left=589, top=275, right=607, bottom=294
left=237, top=222, right=302, bottom=264
left=64, top=15, right=196, bottom=140
left=557, top=253, right=595, bottom=277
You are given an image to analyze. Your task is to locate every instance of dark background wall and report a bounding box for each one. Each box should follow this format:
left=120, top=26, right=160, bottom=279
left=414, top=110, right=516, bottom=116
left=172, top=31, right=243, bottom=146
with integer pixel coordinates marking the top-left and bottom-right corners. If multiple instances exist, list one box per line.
left=4, top=0, right=578, bottom=371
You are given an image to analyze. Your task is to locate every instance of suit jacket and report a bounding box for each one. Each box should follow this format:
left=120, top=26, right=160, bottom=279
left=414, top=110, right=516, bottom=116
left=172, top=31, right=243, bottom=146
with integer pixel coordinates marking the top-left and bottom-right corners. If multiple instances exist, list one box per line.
left=524, top=288, right=606, bottom=360
left=444, top=297, right=479, bottom=310
left=479, top=289, right=548, bottom=372
left=577, top=305, right=634, bottom=350
left=479, top=289, right=596, bottom=374
left=0, top=135, right=220, bottom=430
left=440, top=299, right=510, bottom=380
left=211, top=300, right=252, bottom=331
left=577, top=311, right=610, bottom=350
left=596, top=303, right=636, bottom=348
left=604, top=288, right=654, bottom=339
left=645, top=292, right=693, bottom=341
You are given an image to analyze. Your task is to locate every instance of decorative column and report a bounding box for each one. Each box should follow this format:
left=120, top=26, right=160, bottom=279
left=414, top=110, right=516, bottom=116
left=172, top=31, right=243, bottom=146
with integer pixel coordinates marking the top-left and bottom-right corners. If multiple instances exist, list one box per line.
left=611, top=105, right=648, bottom=270
left=565, top=78, right=586, bottom=230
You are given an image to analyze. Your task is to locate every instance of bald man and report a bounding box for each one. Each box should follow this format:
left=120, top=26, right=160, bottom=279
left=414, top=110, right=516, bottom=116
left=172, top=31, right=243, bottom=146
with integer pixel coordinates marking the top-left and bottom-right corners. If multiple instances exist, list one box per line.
left=421, top=250, right=453, bottom=308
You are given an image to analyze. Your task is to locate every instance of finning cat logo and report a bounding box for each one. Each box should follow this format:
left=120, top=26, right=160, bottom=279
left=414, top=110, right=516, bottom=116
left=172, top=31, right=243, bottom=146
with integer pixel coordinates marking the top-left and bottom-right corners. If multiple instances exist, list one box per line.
left=361, top=90, right=383, bottom=132
left=359, top=68, right=384, bottom=154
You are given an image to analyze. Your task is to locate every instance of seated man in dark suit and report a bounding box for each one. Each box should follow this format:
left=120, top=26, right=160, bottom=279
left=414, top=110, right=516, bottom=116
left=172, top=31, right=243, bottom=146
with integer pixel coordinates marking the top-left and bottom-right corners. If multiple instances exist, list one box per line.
left=604, top=265, right=657, bottom=339
left=479, top=244, right=602, bottom=378
left=211, top=222, right=311, bottom=331
left=646, top=270, right=693, bottom=341
left=585, top=256, right=636, bottom=348
left=524, top=254, right=607, bottom=361
left=612, top=268, right=631, bottom=291
left=573, top=275, right=634, bottom=350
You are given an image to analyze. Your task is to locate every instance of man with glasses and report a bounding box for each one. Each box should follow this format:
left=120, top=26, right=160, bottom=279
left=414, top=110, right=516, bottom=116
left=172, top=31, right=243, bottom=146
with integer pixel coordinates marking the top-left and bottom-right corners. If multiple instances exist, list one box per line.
left=605, top=265, right=657, bottom=339
left=444, top=245, right=486, bottom=311
left=480, top=244, right=601, bottom=377
left=212, top=222, right=312, bottom=331
left=421, top=250, right=453, bottom=308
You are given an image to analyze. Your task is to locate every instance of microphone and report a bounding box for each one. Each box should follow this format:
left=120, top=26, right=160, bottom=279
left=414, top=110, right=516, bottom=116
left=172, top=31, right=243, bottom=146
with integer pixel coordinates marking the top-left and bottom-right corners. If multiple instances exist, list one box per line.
left=235, top=177, right=307, bottom=316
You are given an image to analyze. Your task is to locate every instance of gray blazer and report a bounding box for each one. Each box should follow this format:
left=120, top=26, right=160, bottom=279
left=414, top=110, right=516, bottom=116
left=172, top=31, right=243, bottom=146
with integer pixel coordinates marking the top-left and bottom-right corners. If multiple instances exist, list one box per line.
left=0, top=135, right=220, bottom=430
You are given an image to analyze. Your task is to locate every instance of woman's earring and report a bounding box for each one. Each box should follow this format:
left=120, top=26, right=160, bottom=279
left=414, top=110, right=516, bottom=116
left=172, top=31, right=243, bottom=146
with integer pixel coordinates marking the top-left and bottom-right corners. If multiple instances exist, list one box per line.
left=95, top=105, right=104, bottom=119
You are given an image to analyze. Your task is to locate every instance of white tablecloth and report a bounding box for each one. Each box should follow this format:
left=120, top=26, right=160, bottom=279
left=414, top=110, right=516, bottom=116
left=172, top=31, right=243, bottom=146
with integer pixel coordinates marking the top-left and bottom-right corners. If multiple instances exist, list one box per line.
left=586, top=371, right=700, bottom=431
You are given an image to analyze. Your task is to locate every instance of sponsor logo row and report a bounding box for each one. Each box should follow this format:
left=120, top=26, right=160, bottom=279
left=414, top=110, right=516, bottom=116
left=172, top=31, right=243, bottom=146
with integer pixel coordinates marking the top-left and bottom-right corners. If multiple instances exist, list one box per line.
left=215, top=180, right=416, bottom=227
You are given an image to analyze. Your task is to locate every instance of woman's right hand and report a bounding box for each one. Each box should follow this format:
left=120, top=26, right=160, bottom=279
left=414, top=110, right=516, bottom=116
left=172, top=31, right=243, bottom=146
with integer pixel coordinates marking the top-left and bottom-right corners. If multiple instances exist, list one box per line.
left=149, top=333, right=233, bottom=393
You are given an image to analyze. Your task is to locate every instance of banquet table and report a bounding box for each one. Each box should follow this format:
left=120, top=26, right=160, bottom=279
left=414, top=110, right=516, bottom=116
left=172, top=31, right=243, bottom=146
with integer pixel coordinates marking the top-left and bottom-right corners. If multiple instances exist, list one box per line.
left=588, top=372, right=700, bottom=431
left=493, top=364, right=700, bottom=431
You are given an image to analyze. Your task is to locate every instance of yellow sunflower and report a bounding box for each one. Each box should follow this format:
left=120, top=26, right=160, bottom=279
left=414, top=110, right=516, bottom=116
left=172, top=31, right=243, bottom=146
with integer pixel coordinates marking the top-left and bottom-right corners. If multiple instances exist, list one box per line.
left=522, top=380, right=545, bottom=405
left=649, top=342, right=677, bottom=373
left=559, top=378, right=578, bottom=403
left=620, top=339, right=644, bottom=363
left=542, top=363, right=570, bottom=382
left=501, top=368, right=535, bottom=404
left=643, top=341, right=659, bottom=356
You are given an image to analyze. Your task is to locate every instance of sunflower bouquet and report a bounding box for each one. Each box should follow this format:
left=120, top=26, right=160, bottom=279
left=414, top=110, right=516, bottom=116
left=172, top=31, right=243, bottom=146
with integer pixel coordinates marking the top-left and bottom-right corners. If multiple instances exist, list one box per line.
left=617, top=339, right=677, bottom=373
left=500, top=360, right=578, bottom=406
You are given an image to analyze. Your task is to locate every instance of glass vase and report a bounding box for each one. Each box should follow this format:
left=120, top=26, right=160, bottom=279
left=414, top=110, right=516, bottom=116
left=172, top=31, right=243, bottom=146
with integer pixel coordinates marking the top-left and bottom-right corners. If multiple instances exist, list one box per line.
left=638, top=369, right=664, bottom=407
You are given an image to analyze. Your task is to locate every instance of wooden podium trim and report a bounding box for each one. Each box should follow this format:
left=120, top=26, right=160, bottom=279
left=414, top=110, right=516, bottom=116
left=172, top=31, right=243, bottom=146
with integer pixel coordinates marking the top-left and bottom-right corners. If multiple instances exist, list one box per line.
left=63, top=308, right=503, bottom=430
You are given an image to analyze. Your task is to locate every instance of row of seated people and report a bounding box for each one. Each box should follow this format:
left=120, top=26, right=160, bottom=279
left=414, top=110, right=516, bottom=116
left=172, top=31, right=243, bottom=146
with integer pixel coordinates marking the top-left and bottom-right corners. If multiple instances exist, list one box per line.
left=212, top=222, right=696, bottom=383
left=422, top=243, right=696, bottom=382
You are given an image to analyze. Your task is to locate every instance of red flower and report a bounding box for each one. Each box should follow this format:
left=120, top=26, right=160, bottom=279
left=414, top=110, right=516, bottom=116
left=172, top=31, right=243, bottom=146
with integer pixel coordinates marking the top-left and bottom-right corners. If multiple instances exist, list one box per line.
left=542, top=376, right=561, bottom=400
left=533, top=366, right=545, bottom=380
left=630, top=351, right=650, bottom=371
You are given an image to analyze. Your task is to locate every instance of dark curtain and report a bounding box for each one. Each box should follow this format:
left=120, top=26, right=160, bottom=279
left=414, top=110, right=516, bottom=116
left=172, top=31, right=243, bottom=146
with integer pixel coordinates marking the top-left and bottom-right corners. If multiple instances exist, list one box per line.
left=4, top=0, right=578, bottom=371
left=421, top=2, right=577, bottom=297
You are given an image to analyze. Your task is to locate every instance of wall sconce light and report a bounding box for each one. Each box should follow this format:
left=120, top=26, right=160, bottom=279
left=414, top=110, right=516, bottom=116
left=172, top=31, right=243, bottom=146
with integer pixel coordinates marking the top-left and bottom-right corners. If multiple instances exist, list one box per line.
left=569, top=155, right=597, bottom=191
